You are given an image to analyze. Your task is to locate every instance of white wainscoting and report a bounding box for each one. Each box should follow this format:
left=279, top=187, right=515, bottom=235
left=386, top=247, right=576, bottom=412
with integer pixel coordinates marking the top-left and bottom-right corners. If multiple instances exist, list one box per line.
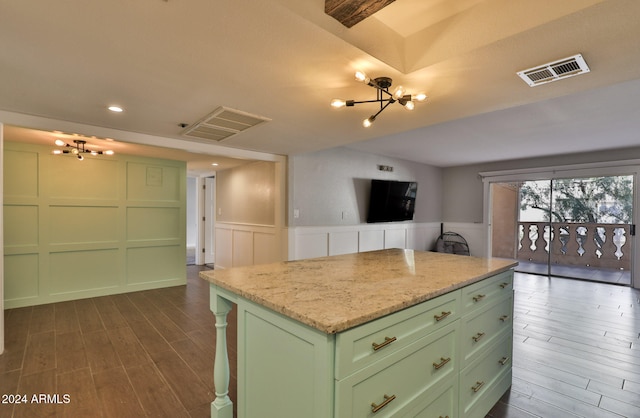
left=214, top=223, right=281, bottom=269
left=215, top=222, right=487, bottom=268
left=289, top=222, right=443, bottom=261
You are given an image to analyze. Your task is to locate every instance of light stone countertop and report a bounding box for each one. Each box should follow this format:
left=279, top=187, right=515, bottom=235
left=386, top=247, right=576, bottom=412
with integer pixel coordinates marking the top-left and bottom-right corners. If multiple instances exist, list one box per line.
left=200, top=249, right=518, bottom=334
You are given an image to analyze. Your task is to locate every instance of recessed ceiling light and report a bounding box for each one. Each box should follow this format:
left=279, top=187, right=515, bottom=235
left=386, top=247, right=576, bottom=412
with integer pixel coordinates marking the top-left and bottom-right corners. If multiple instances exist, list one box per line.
left=108, top=106, right=124, bottom=113
left=211, top=163, right=219, bottom=166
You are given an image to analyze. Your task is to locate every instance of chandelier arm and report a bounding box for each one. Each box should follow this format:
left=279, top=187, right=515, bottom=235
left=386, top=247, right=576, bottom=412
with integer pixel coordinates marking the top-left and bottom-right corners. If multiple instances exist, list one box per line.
left=371, top=99, right=394, bottom=119
left=371, top=85, right=393, bottom=97
left=368, top=79, right=394, bottom=96
left=348, top=99, right=389, bottom=105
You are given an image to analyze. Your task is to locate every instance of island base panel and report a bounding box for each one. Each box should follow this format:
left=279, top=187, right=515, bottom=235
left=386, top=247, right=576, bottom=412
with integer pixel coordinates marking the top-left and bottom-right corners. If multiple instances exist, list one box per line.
left=236, top=298, right=335, bottom=418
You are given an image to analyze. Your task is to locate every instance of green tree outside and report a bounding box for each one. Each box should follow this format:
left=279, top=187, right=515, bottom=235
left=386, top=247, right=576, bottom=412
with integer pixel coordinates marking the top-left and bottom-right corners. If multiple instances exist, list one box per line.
left=519, top=175, right=633, bottom=224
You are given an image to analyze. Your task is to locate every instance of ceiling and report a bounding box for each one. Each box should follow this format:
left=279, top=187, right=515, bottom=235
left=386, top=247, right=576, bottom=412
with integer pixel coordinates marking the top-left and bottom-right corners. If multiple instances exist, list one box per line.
left=2, top=125, right=252, bottom=174
left=1, top=0, right=640, bottom=169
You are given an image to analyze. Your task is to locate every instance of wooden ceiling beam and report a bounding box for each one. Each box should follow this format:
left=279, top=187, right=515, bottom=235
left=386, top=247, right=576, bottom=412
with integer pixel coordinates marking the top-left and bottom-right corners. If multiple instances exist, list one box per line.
left=325, top=0, right=395, bottom=28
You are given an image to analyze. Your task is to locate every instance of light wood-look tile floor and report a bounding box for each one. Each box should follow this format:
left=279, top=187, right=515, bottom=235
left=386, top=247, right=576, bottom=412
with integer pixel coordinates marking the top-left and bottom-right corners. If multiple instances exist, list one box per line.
left=488, top=273, right=640, bottom=418
left=1, top=266, right=639, bottom=417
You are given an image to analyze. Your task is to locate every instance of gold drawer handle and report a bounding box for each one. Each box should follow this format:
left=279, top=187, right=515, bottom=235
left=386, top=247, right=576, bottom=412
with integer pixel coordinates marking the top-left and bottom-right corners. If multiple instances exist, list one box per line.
left=472, top=381, right=485, bottom=393
left=499, top=315, right=510, bottom=322
left=472, top=332, right=485, bottom=342
left=371, top=394, right=396, bottom=413
left=372, top=336, right=397, bottom=351
left=434, top=311, right=452, bottom=322
left=499, top=356, right=510, bottom=365
left=499, top=282, right=510, bottom=289
left=433, top=357, right=451, bottom=370
left=473, top=294, right=485, bottom=302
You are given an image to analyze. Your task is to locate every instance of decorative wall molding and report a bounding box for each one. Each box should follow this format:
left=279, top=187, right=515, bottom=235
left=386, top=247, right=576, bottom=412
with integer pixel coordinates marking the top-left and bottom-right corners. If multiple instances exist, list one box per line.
left=3, top=141, right=187, bottom=309
left=289, top=222, right=442, bottom=261
left=214, top=222, right=283, bottom=269
left=198, top=220, right=486, bottom=272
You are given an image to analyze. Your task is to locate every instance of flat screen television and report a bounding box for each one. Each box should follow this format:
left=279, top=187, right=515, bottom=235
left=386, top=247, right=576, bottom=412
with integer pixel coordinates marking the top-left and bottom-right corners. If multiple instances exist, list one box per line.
left=367, top=179, right=418, bottom=223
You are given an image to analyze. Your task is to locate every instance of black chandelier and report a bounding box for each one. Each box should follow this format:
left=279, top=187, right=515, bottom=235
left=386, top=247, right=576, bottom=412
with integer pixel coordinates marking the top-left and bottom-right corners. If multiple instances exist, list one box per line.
left=331, top=71, right=427, bottom=127
left=52, top=139, right=114, bottom=160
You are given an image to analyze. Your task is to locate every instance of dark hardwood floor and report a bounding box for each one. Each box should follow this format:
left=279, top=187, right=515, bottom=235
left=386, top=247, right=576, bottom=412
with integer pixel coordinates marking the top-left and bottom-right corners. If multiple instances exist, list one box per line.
left=0, top=265, right=234, bottom=418
left=1, top=266, right=639, bottom=417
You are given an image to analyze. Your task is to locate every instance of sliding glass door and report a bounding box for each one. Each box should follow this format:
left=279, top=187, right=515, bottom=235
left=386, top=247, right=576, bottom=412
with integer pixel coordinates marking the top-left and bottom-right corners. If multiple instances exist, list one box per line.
left=516, top=175, right=633, bottom=285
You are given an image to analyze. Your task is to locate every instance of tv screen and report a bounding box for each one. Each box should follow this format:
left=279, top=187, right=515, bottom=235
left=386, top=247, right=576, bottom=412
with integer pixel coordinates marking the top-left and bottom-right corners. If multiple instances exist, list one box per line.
left=367, top=179, right=418, bottom=223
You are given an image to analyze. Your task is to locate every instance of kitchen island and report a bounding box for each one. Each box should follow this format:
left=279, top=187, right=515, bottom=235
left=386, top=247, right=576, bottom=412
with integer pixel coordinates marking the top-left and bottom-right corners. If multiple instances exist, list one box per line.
left=200, top=249, right=517, bottom=418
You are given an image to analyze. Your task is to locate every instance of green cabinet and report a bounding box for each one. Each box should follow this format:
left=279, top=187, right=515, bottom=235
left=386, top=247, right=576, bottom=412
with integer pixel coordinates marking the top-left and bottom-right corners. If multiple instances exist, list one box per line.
left=209, top=269, right=514, bottom=418
left=459, top=269, right=514, bottom=418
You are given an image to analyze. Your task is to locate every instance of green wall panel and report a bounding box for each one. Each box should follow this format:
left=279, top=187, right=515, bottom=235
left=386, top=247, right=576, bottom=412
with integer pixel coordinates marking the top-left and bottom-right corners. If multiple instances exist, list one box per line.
left=50, top=249, right=120, bottom=294
left=3, top=141, right=186, bottom=308
left=127, top=163, right=180, bottom=201
left=4, top=205, right=38, bottom=247
left=49, top=206, right=118, bottom=244
left=47, top=157, right=119, bottom=200
left=127, top=245, right=183, bottom=284
left=4, top=149, right=38, bottom=197
left=127, top=207, right=180, bottom=241
left=4, top=254, right=39, bottom=300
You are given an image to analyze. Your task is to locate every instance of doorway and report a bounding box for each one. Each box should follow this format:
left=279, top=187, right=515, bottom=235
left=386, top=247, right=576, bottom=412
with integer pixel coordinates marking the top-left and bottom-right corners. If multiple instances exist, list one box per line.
left=187, top=177, right=197, bottom=265
left=203, top=176, right=215, bottom=266
left=491, top=174, right=634, bottom=286
left=187, top=175, right=216, bottom=267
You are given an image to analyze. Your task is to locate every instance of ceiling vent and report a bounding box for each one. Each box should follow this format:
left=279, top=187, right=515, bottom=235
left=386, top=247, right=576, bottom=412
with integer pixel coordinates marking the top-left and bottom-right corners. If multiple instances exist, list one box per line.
left=517, top=54, right=590, bottom=87
left=181, top=106, right=271, bottom=142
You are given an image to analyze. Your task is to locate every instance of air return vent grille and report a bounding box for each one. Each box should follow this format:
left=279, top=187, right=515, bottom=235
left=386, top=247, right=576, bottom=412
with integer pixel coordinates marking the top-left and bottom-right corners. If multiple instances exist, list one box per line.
left=181, top=107, right=271, bottom=142
left=517, top=54, right=590, bottom=87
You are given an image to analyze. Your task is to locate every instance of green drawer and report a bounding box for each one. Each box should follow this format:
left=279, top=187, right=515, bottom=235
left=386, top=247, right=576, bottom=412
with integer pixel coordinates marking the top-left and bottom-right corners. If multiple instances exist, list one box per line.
left=406, top=378, right=458, bottom=418
left=460, top=294, right=513, bottom=366
left=335, top=323, right=458, bottom=418
left=335, top=289, right=460, bottom=379
left=461, top=270, right=513, bottom=315
left=460, top=332, right=513, bottom=418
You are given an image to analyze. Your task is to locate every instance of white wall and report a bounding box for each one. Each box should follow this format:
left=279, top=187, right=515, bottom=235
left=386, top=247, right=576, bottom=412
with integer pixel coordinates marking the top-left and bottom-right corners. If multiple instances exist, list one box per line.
left=213, top=160, right=287, bottom=267
left=287, top=147, right=444, bottom=261
left=216, top=161, right=276, bottom=225
left=289, top=147, right=443, bottom=227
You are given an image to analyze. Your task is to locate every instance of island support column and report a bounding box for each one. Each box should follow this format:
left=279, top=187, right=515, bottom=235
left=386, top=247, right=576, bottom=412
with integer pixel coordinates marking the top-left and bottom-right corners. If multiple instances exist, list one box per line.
left=211, top=293, right=234, bottom=418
